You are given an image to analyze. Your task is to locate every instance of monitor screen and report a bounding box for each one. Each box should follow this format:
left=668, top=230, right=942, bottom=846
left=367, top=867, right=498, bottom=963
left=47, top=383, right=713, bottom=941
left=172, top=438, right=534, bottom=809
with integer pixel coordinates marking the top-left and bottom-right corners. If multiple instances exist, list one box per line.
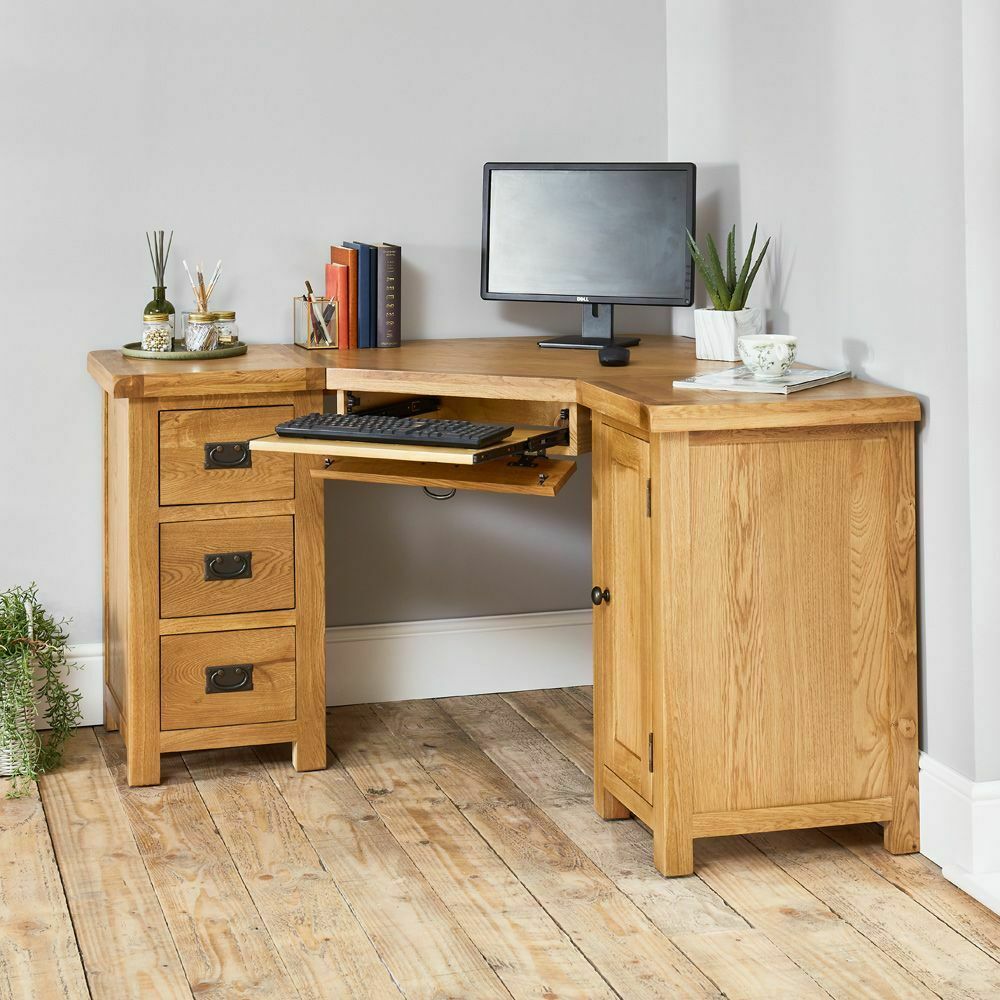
left=481, top=163, right=695, bottom=306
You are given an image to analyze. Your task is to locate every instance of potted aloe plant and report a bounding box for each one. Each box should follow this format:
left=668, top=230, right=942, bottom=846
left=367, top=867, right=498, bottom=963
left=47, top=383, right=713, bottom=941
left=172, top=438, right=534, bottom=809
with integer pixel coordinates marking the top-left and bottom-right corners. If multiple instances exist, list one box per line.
left=0, top=585, right=81, bottom=796
left=686, top=224, right=771, bottom=361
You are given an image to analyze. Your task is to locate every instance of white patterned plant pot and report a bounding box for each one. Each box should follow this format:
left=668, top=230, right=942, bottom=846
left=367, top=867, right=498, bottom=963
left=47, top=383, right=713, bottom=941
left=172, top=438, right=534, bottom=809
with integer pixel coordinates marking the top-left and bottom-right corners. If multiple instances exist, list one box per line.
left=694, top=308, right=766, bottom=361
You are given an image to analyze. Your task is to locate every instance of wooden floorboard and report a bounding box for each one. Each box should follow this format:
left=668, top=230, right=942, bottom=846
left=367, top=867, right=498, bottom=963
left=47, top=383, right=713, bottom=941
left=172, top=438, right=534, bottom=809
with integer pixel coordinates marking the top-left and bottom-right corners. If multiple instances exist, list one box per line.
left=256, top=741, right=511, bottom=1000
left=447, top=693, right=746, bottom=936
left=16, top=693, right=1000, bottom=1000
left=183, top=746, right=401, bottom=999
left=96, top=730, right=296, bottom=999
left=40, top=729, right=188, bottom=999
left=329, top=704, right=616, bottom=999
left=372, top=698, right=720, bottom=998
left=492, top=687, right=943, bottom=1000
left=750, top=828, right=1000, bottom=999
left=0, top=778, right=88, bottom=1000
left=826, top=823, right=1000, bottom=962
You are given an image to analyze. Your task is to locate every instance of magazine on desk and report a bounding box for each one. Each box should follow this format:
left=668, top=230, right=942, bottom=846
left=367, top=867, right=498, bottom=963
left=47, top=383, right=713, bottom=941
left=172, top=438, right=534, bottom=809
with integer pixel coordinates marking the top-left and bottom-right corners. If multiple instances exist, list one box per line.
left=673, top=365, right=852, bottom=394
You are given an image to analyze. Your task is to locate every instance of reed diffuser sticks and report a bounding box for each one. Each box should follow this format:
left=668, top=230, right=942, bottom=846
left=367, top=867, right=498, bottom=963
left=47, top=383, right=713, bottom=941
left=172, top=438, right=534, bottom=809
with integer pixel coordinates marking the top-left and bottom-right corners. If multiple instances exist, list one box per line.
left=183, top=258, right=222, bottom=311
left=145, top=230, right=173, bottom=285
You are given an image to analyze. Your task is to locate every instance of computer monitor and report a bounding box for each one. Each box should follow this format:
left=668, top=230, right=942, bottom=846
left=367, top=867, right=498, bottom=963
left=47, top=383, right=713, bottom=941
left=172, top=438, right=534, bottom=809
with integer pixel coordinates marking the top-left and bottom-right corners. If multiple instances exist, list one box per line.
left=481, top=162, right=696, bottom=349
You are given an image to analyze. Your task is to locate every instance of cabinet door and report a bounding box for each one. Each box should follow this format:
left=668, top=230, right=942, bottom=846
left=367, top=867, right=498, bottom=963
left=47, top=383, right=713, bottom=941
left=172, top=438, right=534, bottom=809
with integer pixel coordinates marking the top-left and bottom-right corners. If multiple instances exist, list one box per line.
left=594, top=422, right=652, bottom=804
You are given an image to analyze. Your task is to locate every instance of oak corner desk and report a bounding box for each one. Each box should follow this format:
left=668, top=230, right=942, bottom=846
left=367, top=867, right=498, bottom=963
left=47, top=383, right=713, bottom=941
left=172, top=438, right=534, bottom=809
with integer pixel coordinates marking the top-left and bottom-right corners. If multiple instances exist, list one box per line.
left=87, top=336, right=921, bottom=877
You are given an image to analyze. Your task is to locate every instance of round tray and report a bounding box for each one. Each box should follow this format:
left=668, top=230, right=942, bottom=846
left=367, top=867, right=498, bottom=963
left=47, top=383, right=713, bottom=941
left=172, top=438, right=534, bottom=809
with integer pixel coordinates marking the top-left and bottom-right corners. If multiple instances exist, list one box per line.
left=121, top=340, right=248, bottom=361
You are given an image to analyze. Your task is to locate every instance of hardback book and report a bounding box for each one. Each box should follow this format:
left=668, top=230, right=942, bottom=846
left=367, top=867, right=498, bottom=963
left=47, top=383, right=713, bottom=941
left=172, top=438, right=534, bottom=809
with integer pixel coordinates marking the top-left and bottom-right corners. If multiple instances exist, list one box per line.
left=673, top=365, right=852, bottom=394
left=329, top=245, right=358, bottom=349
left=376, top=243, right=401, bottom=348
left=345, top=241, right=375, bottom=348
left=360, top=242, right=379, bottom=349
left=325, top=262, right=350, bottom=350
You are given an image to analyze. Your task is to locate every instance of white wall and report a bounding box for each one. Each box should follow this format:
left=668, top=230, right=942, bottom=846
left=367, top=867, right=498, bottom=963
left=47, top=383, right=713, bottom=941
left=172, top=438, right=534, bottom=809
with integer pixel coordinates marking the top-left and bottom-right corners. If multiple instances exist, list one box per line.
left=962, top=0, right=1000, bottom=781
left=0, top=2, right=670, bottom=653
left=665, top=0, right=980, bottom=779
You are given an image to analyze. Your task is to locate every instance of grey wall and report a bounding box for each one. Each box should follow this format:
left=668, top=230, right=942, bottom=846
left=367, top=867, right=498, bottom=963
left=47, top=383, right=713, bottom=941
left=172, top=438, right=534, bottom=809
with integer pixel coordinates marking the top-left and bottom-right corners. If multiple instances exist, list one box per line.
left=665, top=0, right=988, bottom=779
left=961, top=0, right=1000, bottom=782
left=0, top=1, right=670, bottom=644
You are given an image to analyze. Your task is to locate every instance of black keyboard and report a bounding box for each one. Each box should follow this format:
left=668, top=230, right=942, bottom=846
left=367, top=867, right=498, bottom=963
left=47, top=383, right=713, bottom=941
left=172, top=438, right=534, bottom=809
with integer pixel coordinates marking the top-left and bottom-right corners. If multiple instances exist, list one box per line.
left=275, top=412, right=516, bottom=450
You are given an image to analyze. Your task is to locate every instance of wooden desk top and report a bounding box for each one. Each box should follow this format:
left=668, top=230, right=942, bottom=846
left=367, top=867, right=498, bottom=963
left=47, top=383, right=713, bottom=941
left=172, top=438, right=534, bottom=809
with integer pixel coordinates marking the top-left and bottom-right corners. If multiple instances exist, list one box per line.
left=88, top=336, right=919, bottom=432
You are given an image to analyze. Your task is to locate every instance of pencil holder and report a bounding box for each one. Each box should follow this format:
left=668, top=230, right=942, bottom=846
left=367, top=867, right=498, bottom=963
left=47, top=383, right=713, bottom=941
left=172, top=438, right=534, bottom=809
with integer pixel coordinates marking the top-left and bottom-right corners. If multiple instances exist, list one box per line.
left=293, top=296, right=337, bottom=349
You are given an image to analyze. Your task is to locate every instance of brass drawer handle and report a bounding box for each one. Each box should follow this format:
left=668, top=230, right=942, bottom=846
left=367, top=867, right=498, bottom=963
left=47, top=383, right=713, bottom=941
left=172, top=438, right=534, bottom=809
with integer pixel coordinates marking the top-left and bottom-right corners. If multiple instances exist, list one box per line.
left=203, top=551, right=253, bottom=580
left=204, top=441, right=252, bottom=469
left=205, top=664, right=254, bottom=693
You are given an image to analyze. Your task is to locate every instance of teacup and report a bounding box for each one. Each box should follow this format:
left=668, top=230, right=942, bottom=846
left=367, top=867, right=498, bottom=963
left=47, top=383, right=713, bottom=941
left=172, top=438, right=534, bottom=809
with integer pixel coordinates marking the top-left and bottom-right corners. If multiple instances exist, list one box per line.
left=738, top=335, right=798, bottom=380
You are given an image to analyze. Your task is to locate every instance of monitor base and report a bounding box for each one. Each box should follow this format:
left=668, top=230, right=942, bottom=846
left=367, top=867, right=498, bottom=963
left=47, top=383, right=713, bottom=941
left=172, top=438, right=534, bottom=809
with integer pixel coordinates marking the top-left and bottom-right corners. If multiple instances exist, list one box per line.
left=536, top=302, right=640, bottom=349
left=537, top=335, right=641, bottom=350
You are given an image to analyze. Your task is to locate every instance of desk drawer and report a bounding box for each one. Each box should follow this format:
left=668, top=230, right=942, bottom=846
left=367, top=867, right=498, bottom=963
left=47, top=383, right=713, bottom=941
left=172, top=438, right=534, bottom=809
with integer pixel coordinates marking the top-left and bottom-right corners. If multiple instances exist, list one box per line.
left=159, top=405, right=295, bottom=505
left=160, top=515, right=295, bottom=618
left=161, top=626, right=296, bottom=730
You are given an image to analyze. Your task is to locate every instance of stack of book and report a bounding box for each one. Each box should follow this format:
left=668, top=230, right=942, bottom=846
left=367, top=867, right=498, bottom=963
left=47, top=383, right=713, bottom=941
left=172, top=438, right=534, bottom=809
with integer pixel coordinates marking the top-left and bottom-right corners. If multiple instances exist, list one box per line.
left=326, top=242, right=401, bottom=350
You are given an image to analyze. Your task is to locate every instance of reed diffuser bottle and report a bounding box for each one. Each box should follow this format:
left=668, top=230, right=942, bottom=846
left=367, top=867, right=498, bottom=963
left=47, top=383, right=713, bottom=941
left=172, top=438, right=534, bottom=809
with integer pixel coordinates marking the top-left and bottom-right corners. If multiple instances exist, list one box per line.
left=144, top=230, right=175, bottom=340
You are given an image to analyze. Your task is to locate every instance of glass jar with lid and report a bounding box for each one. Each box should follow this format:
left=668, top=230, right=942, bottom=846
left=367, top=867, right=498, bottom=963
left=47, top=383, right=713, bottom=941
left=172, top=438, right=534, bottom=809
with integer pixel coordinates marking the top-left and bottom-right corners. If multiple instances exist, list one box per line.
left=184, top=312, right=219, bottom=351
left=141, top=312, right=173, bottom=352
left=214, top=310, right=239, bottom=346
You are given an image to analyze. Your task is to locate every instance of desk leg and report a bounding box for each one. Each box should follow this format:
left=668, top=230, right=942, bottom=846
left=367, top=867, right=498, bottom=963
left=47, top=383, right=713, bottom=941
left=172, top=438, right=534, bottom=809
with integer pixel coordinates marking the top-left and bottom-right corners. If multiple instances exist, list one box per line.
left=292, top=392, right=329, bottom=772
left=884, top=422, right=920, bottom=855
left=651, top=431, right=695, bottom=877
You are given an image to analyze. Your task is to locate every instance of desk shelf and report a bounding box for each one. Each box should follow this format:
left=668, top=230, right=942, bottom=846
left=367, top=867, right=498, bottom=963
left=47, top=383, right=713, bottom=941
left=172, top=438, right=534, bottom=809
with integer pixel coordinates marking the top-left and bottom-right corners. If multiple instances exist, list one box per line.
left=310, top=454, right=576, bottom=497
left=250, top=425, right=568, bottom=467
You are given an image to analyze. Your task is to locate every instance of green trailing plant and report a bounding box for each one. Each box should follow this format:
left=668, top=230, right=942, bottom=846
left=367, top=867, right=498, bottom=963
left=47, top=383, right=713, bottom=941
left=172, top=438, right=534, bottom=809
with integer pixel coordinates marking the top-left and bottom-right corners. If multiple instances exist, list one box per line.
left=686, top=224, right=771, bottom=311
left=0, top=584, right=81, bottom=796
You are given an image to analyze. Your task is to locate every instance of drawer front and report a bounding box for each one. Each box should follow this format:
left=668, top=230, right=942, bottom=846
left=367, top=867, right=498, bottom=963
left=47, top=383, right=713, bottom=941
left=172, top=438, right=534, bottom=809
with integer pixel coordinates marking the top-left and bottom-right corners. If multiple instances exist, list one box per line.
left=161, top=627, right=296, bottom=730
left=159, top=405, right=295, bottom=505
left=160, top=515, right=295, bottom=618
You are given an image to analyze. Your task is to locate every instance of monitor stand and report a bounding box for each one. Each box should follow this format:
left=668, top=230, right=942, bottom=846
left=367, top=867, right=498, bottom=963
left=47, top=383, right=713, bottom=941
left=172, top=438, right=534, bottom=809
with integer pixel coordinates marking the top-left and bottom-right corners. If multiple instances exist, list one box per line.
left=537, top=303, right=641, bottom=350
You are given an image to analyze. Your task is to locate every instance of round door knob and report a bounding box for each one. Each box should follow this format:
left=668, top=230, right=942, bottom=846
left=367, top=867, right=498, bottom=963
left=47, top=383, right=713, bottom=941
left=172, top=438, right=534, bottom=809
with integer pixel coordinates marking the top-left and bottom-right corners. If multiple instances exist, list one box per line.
left=591, top=586, right=610, bottom=606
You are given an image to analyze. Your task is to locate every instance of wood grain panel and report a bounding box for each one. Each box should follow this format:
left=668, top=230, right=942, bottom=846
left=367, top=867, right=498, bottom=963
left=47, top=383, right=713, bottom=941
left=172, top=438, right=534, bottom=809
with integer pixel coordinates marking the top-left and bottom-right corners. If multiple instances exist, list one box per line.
left=312, top=454, right=576, bottom=497
left=160, top=627, right=296, bottom=730
left=692, top=798, right=893, bottom=837
left=158, top=608, right=297, bottom=635
left=39, top=729, right=188, bottom=997
left=159, top=515, right=294, bottom=618
left=593, top=420, right=652, bottom=805
left=125, top=398, right=161, bottom=786
left=159, top=720, right=297, bottom=753
left=884, top=422, right=920, bottom=854
left=159, top=405, right=294, bottom=505
left=158, top=499, right=296, bottom=523
left=291, top=388, right=328, bottom=772
left=687, top=429, right=895, bottom=814
left=104, top=396, right=130, bottom=719
left=0, top=780, right=88, bottom=999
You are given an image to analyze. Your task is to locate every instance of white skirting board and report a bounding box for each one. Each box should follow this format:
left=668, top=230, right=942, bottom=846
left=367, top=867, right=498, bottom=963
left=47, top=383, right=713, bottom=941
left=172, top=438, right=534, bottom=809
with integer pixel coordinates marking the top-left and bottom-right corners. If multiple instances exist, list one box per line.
left=920, top=753, right=1000, bottom=915
left=326, top=609, right=592, bottom=705
left=66, top=609, right=593, bottom=727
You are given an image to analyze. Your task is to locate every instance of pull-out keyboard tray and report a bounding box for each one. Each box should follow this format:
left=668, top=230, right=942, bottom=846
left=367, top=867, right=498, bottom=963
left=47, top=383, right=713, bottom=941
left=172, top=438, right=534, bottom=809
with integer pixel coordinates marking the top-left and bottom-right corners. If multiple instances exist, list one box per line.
left=250, top=423, right=577, bottom=498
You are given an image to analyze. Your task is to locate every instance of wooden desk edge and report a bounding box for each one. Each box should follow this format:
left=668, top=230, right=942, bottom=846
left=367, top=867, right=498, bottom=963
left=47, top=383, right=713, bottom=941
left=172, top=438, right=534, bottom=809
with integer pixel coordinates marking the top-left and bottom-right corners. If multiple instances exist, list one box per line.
left=87, top=351, right=326, bottom=398
left=87, top=347, right=922, bottom=435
